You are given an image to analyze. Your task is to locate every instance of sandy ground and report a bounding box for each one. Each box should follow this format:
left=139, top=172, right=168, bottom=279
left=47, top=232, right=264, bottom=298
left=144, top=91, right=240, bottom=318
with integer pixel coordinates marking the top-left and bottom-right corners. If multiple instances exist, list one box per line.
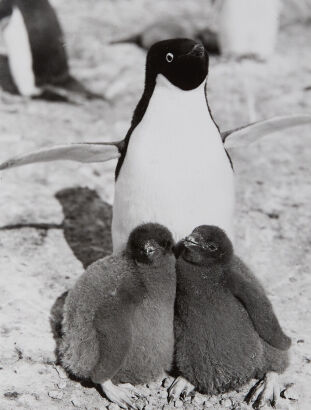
left=0, top=1, right=311, bottom=409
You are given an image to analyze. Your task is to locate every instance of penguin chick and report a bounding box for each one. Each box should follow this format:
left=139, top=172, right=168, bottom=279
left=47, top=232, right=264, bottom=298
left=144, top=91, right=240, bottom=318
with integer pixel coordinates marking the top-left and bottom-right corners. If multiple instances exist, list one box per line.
left=59, top=223, right=176, bottom=409
left=170, top=225, right=291, bottom=408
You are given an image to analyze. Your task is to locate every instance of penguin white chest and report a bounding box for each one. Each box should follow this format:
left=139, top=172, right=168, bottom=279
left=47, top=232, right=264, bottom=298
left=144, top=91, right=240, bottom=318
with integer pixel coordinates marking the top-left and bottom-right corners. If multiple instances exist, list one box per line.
left=112, top=75, right=235, bottom=252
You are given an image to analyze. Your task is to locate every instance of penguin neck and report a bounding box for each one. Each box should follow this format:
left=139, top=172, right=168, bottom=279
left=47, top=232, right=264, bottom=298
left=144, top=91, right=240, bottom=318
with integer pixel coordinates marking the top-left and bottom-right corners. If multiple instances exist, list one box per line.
left=136, top=255, right=176, bottom=298
left=177, top=259, right=226, bottom=296
left=151, top=74, right=208, bottom=111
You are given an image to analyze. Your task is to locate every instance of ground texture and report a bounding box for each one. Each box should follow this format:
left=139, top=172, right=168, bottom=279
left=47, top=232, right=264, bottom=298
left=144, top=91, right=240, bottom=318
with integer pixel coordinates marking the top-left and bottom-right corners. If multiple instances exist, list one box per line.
left=0, top=1, right=311, bottom=409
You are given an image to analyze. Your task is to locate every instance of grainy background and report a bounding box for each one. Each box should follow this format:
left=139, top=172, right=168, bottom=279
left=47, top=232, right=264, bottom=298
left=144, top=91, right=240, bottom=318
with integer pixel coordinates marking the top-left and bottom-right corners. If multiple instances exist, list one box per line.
left=0, top=1, right=311, bottom=409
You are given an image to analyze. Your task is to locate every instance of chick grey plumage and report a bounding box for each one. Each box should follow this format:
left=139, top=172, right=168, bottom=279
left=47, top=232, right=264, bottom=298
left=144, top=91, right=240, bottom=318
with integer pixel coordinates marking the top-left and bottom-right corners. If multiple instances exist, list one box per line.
left=59, top=223, right=176, bottom=409
left=170, top=225, right=291, bottom=408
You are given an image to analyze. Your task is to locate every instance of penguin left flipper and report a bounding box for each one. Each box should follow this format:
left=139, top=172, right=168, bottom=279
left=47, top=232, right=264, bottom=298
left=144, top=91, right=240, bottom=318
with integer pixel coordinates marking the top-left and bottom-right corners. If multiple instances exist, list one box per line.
left=222, top=114, right=311, bottom=150
left=226, top=257, right=291, bottom=351
left=0, top=142, right=122, bottom=170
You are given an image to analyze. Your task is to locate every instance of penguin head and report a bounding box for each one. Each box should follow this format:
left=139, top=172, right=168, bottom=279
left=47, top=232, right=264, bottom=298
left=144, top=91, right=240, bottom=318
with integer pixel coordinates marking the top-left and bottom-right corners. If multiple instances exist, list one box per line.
left=146, top=38, right=209, bottom=90
left=127, top=223, right=174, bottom=265
left=175, top=225, right=233, bottom=266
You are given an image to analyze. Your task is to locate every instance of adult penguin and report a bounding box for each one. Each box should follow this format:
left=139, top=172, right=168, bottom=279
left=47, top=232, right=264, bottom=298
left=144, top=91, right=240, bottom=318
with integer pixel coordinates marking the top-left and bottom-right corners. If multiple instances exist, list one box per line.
left=0, top=0, right=103, bottom=101
left=1, top=39, right=311, bottom=250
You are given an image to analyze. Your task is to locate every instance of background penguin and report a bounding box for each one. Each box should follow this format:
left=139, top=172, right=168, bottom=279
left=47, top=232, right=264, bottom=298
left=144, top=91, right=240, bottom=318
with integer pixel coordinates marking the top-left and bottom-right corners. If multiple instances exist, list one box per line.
left=218, top=0, right=280, bottom=61
left=1, top=39, right=311, bottom=251
left=111, top=21, right=220, bottom=55
left=170, top=225, right=291, bottom=408
left=0, top=0, right=104, bottom=102
left=59, top=223, right=176, bottom=409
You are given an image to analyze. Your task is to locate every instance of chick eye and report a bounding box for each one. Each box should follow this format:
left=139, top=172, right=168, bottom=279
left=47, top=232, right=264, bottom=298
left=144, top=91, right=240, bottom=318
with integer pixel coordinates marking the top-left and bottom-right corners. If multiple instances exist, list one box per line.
left=207, top=242, right=218, bottom=252
left=166, top=52, right=174, bottom=63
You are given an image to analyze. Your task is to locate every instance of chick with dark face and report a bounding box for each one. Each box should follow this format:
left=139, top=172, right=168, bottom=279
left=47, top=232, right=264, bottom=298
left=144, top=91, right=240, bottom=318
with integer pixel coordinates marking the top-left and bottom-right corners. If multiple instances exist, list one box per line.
left=170, top=225, right=291, bottom=408
left=59, top=223, right=176, bottom=409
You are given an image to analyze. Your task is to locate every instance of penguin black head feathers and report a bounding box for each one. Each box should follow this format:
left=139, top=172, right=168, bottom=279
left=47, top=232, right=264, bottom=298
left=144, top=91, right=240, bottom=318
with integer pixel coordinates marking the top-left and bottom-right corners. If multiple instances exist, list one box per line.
left=176, top=225, right=233, bottom=266
left=146, top=38, right=209, bottom=91
left=127, top=223, right=174, bottom=265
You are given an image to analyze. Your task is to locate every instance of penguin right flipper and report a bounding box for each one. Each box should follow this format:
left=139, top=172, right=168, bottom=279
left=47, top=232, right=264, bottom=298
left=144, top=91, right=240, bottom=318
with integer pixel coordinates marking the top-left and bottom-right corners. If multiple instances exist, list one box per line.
left=222, top=114, right=311, bottom=149
left=226, top=257, right=291, bottom=351
left=0, top=141, right=123, bottom=170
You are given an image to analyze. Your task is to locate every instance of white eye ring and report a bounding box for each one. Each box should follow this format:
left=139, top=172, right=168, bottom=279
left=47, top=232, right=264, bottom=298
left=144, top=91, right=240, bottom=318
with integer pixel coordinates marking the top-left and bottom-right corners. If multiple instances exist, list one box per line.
left=166, top=53, right=174, bottom=63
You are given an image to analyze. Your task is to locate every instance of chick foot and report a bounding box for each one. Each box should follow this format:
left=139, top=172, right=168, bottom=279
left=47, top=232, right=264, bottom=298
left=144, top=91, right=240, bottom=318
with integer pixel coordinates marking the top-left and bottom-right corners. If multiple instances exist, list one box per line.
left=101, top=380, right=144, bottom=409
left=168, top=376, right=195, bottom=402
left=245, top=372, right=280, bottom=409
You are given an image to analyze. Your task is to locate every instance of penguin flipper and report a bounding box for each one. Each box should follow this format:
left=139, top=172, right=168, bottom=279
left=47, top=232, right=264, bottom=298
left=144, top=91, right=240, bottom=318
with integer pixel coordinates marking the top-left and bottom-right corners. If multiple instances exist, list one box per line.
left=226, top=257, right=291, bottom=351
left=0, top=142, right=122, bottom=170
left=90, top=301, right=133, bottom=383
left=222, top=114, right=311, bottom=149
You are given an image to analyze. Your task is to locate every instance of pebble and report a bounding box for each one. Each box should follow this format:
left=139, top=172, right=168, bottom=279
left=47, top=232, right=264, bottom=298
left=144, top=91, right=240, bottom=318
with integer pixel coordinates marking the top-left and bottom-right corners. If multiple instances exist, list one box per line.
left=220, top=398, right=233, bottom=408
left=174, top=399, right=183, bottom=408
left=192, top=393, right=206, bottom=406
left=71, top=394, right=82, bottom=407
left=143, top=405, right=153, bottom=410
left=233, top=403, right=249, bottom=410
left=107, top=404, right=120, bottom=410
left=158, top=389, right=168, bottom=399
left=208, top=395, right=219, bottom=404
left=281, top=384, right=299, bottom=401
left=184, top=405, right=195, bottom=410
left=48, top=390, right=63, bottom=400
left=57, top=381, right=67, bottom=389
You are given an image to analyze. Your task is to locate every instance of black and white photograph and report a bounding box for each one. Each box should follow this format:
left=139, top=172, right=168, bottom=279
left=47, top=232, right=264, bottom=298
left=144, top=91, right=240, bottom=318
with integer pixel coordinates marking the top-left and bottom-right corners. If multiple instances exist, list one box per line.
left=0, top=0, right=310, bottom=409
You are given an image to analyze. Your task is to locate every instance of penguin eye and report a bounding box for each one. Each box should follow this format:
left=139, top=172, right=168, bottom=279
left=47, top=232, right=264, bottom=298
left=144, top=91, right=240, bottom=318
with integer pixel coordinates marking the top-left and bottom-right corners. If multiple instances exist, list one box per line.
left=166, top=53, right=174, bottom=63
left=207, top=242, right=218, bottom=252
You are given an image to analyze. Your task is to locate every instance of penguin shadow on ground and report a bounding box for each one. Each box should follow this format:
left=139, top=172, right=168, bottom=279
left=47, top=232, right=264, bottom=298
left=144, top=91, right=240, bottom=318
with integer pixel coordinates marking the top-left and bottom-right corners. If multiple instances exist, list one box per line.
left=0, top=55, right=18, bottom=94
left=50, top=186, right=112, bottom=394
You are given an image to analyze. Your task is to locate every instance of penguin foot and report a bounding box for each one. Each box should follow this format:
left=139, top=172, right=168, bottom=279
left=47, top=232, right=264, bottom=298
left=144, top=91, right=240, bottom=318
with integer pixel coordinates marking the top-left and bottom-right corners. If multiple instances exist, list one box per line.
left=101, top=380, right=145, bottom=409
left=168, top=376, right=195, bottom=403
left=245, top=372, right=280, bottom=409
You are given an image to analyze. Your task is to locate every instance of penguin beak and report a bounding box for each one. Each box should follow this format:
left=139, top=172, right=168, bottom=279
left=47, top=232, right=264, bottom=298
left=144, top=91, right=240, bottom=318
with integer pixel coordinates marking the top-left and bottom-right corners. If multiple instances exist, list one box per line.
left=187, top=43, right=205, bottom=58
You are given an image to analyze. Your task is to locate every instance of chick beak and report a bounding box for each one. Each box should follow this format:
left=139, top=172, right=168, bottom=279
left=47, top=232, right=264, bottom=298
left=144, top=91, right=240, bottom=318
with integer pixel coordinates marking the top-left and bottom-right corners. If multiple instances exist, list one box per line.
left=144, top=242, right=156, bottom=255
left=183, top=235, right=201, bottom=248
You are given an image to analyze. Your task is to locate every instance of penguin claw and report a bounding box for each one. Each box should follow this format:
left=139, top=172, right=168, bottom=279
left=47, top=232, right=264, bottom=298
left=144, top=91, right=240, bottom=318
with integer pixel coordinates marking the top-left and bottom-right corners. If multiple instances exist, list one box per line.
left=168, top=376, right=195, bottom=402
left=245, top=372, right=281, bottom=409
left=101, top=381, right=144, bottom=409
